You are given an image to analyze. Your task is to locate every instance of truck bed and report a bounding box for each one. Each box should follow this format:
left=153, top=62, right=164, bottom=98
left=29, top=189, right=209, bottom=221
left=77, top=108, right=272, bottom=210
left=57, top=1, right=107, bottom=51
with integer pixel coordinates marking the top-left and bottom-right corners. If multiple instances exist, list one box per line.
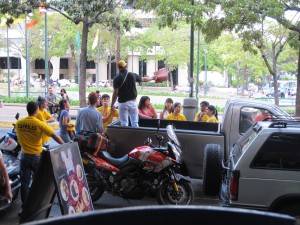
left=106, top=119, right=224, bottom=178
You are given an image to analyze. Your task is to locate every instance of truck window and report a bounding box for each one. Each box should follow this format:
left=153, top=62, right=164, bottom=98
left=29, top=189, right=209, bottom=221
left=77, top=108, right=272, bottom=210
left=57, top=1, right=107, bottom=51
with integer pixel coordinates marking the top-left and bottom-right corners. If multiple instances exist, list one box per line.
left=251, top=133, right=300, bottom=170
left=232, top=128, right=258, bottom=164
left=240, top=107, right=277, bottom=134
left=239, top=107, right=255, bottom=133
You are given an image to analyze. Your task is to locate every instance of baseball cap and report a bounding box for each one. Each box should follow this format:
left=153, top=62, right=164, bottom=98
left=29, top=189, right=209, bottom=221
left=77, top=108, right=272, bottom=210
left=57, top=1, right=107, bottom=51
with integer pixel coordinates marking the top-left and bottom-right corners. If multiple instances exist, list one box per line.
left=37, top=96, right=46, bottom=105
left=117, top=60, right=127, bottom=69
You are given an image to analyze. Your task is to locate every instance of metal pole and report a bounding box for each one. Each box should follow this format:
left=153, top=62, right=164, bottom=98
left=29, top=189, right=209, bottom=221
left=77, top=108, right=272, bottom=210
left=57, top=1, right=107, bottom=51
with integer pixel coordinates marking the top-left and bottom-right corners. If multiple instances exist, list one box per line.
left=25, top=17, right=30, bottom=97
left=6, top=26, right=10, bottom=98
left=196, top=28, right=200, bottom=108
left=45, top=2, right=49, bottom=94
left=204, top=46, right=207, bottom=96
left=189, top=0, right=194, bottom=98
left=96, top=36, right=100, bottom=90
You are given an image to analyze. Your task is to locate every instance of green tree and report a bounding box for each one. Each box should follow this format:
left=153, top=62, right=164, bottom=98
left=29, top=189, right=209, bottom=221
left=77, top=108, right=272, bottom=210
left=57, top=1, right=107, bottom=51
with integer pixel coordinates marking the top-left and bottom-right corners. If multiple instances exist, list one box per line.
left=0, top=0, right=119, bottom=107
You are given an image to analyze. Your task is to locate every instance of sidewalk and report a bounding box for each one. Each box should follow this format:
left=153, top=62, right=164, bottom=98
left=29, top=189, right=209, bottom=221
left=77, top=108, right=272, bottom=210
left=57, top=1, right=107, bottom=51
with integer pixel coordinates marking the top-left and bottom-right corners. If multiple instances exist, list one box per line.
left=0, top=103, right=79, bottom=130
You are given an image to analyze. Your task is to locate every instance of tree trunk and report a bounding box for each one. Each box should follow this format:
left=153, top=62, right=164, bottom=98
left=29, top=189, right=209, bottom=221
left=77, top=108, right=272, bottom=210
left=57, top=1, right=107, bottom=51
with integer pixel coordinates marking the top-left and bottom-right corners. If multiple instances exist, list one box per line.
left=79, top=20, right=89, bottom=107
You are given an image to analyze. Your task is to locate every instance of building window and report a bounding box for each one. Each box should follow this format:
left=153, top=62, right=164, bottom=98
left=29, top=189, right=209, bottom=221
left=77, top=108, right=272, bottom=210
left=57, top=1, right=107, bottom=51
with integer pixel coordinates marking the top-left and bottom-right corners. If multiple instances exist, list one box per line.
left=35, top=59, right=53, bottom=69
left=0, top=57, right=21, bottom=69
left=11, top=57, right=21, bottom=69
left=139, top=60, right=147, bottom=76
left=60, top=58, right=68, bottom=69
left=0, top=57, right=7, bottom=69
left=86, top=61, right=96, bottom=69
left=158, top=60, right=165, bottom=70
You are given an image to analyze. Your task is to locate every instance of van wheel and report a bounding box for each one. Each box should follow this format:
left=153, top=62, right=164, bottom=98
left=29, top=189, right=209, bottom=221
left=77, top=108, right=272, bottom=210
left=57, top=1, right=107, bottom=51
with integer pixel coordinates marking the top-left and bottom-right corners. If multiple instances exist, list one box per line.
left=203, top=144, right=223, bottom=196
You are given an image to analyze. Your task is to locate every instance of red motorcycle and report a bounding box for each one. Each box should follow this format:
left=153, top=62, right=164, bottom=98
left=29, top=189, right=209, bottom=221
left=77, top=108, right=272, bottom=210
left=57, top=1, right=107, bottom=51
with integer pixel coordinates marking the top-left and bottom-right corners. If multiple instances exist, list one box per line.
left=78, top=124, right=194, bottom=205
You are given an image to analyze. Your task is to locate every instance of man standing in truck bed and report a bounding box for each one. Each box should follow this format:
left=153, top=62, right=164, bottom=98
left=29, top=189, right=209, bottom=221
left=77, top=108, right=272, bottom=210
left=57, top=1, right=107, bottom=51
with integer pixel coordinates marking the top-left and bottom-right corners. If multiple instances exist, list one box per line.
left=111, top=60, right=156, bottom=127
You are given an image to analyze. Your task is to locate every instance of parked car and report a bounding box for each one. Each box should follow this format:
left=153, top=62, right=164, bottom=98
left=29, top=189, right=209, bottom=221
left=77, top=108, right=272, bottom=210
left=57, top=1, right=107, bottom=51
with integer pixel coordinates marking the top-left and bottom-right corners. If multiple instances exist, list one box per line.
left=203, top=120, right=300, bottom=223
left=58, top=79, right=71, bottom=87
left=266, top=87, right=287, bottom=98
left=89, top=80, right=110, bottom=88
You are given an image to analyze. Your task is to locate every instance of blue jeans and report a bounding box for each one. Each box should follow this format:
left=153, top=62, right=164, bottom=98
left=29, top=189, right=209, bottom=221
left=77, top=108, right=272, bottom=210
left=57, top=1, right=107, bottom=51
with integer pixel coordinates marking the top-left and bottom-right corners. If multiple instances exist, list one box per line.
left=20, top=153, right=41, bottom=206
left=118, top=100, right=139, bottom=127
left=59, top=132, right=71, bottom=143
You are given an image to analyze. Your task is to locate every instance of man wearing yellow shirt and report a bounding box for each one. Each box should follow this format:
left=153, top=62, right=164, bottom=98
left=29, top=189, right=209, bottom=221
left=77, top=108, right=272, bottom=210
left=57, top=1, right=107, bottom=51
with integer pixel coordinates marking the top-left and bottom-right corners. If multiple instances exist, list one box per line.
left=16, top=101, right=64, bottom=209
left=97, top=94, right=119, bottom=133
left=36, top=96, right=55, bottom=149
left=194, top=101, right=209, bottom=122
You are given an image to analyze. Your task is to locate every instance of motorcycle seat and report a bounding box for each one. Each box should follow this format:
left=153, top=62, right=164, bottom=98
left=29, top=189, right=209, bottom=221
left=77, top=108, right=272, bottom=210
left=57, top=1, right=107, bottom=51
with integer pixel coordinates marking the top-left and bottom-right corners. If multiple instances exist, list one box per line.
left=99, top=151, right=129, bottom=167
left=153, top=147, right=168, bottom=153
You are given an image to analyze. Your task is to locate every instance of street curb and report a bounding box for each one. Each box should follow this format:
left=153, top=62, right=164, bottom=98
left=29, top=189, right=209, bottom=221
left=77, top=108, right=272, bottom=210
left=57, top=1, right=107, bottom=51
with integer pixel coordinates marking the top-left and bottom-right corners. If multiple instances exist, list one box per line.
left=0, top=121, right=60, bottom=130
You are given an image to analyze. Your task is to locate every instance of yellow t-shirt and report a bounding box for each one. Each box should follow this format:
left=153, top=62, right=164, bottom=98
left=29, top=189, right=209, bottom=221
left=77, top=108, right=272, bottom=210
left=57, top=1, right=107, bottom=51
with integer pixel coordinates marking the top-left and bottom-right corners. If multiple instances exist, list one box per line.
left=206, top=115, right=218, bottom=123
left=36, top=109, right=53, bottom=143
left=16, top=116, right=54, bottom=155
left=166, top=113, right=186, bottom=121
left=194, top=113, right=209, bottom=122
left=97, top=106, right=119, bottom=131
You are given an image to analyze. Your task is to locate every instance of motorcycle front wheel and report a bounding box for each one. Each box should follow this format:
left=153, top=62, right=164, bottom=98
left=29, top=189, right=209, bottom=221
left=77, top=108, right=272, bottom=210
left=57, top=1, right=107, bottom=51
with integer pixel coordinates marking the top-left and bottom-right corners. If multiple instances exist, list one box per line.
left=156, top=179, right=194, bottom=205
left=85, top=168, right=105, bottom=202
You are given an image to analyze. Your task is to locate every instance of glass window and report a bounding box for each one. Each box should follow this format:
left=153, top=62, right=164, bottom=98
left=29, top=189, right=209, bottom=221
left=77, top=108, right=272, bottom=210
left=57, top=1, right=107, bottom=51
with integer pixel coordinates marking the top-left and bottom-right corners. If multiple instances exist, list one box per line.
left=139, top=60, right=147, bottom=76
left=0, top=57, right=7, bottom=69
left=86, top=60, right=95, bottom=69
left=251, top=133, right=300, bottom=170
left=35, top=59, right=53, bottom=69
left=60, top=58, right=68, bottom=69
left=11, top=57, right=21, bottom=69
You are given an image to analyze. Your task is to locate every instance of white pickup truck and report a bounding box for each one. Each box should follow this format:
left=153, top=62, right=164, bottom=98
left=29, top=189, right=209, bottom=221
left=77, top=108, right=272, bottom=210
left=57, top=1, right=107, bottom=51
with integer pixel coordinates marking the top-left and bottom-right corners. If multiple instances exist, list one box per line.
left=106, top=99, right=292, bottom=178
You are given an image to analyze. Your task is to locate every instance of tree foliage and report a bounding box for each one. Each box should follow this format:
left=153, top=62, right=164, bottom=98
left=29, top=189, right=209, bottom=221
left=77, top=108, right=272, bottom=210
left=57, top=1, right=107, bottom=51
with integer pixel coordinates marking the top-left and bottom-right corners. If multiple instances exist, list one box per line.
left=0, top=0, right=119, bottom=106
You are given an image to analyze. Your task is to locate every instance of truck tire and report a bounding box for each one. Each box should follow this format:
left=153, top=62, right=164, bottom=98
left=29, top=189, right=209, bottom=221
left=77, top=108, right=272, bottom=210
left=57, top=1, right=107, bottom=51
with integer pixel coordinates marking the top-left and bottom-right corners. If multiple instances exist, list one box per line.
left=203, top=144, right=223, bottom=197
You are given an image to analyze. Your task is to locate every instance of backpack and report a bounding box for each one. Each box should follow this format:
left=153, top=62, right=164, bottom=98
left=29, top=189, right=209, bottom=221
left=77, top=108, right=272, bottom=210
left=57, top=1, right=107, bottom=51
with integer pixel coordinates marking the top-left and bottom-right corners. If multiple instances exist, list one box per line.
left=73, top=131, right=109, bottom=156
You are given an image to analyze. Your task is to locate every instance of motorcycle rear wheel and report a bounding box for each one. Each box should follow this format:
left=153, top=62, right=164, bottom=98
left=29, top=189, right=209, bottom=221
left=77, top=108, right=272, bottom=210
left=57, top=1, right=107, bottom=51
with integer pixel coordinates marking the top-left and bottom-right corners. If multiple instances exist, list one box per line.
left=85, top=168, right=105, bottom=203
left=156, top=179, right=194, bottom=205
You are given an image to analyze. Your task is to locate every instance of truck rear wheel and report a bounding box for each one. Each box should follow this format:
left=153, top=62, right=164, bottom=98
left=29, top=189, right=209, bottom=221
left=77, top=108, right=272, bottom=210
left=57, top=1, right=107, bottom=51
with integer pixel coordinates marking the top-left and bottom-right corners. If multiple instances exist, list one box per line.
left=203, top=144, right=223, bottom=196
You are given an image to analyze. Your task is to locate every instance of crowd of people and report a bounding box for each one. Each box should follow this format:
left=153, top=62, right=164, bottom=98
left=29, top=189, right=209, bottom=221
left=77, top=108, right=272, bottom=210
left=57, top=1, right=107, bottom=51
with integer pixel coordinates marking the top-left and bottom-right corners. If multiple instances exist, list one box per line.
left=1, top=60, right=220, bottom=217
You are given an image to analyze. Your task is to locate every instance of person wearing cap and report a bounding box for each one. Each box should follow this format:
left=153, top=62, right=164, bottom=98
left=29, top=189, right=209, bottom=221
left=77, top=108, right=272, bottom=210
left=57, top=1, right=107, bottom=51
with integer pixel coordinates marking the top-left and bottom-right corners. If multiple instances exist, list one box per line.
left=36, top=96, right=55, bottom=149
left=75, top=92, right=103, bottom=134
left=111, top=60, right=157, bottom=127
left=97, top=94, right=119, bottom=133
left=16, top=101, right=64, bottom=210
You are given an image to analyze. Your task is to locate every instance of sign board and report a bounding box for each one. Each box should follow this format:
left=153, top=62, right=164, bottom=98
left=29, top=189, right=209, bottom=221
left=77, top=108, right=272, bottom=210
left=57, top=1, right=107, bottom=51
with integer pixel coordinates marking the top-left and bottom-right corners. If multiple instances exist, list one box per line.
left=20, top=142, right=93, bottom=223
left=50, top=142, right=93, bottom=214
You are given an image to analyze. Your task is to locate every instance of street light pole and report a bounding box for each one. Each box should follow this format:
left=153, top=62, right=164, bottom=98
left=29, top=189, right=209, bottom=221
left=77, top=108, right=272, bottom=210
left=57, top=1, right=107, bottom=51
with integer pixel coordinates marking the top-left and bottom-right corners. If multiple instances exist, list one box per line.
left=25, top=16, right=30, bottom=97
left=196, top=28, right=200, bottom=106
left=6, top=25, right=10, bottom=98
left=204, top=46, right=208, bottom=96
left=189, top=0, right=195, bottom=98
left=44, top=0, right=49, bottom=94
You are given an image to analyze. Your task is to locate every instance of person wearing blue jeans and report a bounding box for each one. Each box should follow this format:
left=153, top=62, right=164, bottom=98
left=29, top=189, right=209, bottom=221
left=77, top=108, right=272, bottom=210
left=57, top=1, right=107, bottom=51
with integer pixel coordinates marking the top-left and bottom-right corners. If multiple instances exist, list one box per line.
left=16, top=101, right=64, bottom=214
left=111, top=60, right=156, bottom=127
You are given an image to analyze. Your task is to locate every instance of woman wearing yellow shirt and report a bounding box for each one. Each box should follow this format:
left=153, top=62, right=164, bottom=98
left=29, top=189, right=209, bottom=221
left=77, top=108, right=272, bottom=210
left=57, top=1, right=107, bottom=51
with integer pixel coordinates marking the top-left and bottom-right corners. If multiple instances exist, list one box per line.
left=166, top=102, right=186, bottom=121
left=97, top=94, right=119, bottom=133
left=205, top=105, right=219, bottom=123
